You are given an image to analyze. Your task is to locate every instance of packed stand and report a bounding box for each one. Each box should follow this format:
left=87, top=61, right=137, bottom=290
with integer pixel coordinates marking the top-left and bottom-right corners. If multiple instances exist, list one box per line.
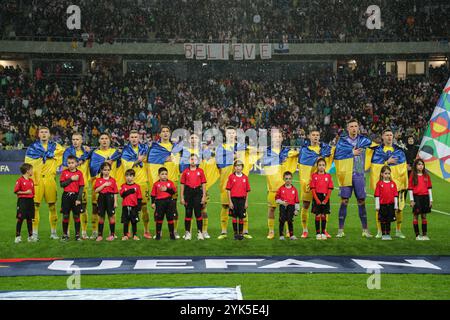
left=0, top=0, right=448, bottom=43
left=1, top=62, right=448, bottom=150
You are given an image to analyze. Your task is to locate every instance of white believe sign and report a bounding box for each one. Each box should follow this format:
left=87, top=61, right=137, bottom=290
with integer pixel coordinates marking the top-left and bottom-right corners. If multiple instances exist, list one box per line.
left=184, top=43, right=272, bottom=60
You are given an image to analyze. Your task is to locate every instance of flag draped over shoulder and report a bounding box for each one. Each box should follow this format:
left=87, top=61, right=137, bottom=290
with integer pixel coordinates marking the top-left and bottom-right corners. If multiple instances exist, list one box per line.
left=89, top=148, right=121, bottom=177
left=117, top=143, right=149, bottom=186
left=179, top=147, right=219, bottom=190
left=179, top=147, right=202, bottom=173
left=25, top=141, right=57, bottom=163
left=147, top=141, right=181, bottom=183
left=298, top=141, right=333, bottom=168
left=262, top=147, right=298, bottom=192
left=215, top=143, right=247, bottom=169
left=62, top=146, right=91, bottom=167
left=298, top=141, right=333, bottom=193
left=25, top=140, right=64, bottom=183
left=369, top=144, right=408, bottom=191
left=334, top=134, right=373, bottom=187
left=418, top=77, right=450, bottom=183
left=200, top=148, right=220, bottom=190
left=121, top=143, right=149, bottom=167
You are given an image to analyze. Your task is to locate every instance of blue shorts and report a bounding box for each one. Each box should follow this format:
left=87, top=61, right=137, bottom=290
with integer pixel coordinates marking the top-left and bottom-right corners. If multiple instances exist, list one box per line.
left=339, top=175, right=366, bottom=200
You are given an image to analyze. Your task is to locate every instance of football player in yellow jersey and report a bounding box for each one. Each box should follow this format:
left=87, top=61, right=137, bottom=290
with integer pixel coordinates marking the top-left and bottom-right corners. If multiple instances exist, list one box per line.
left=147, top=125, right=182, bottom=238
left=262, top=129, right=299, bottom=239
left=62, top=132, right=91, bottom=239
left=120, top=130, right=151, bottom=238
left=369, top=129, right=408, bottom=239
left=298, top=129, right=334, bottom=238
left=24, top=126, right=65, bottom=240
left=89, top=133, right=122, bottom=239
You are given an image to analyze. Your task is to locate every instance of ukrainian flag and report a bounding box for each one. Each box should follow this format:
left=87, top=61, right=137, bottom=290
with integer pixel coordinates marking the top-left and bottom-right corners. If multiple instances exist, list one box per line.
left=25, top=141, right=64, bottom=184
left=62, top=146, right=91, bottom=166
left=215, top=143, right=248, bottom=192
left=119, top=143, right=149, bottom=186
left=147, top=141, right=181, bottom=184
left=298, top=141, right=333, bottom=194
left=179, top=147, right=219, bottom=190
left=369, top=144, right=408, bottom=191
left=262, top=147, right=299, bottom=192
left=62, top=146, right=91, bottom=182
left=89, top=148, right=122, bottom=179
left=334, top=135, right=373, bottom=187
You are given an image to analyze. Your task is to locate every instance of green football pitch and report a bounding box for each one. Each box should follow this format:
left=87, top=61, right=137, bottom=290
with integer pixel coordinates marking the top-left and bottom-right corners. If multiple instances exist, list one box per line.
left=1, top=173, right=449, bottom=299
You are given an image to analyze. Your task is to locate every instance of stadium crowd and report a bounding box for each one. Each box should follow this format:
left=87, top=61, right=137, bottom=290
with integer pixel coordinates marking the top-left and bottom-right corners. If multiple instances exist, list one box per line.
left=0, top=63, right=448, bottom=150
left=0, top=0, right=448, bottom=43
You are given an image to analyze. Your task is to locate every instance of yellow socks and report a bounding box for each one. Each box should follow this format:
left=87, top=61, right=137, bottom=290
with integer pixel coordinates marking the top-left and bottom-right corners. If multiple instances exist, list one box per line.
left=33, top=203, right=40, bottom=234
left=268, top=218, right=275, bottom=233
left=301, top=207, right=309, bottom=231
left=243, top=214, right=249, bottom=233
left=49, top=203, right=58, bottom=232
left=202, top=217, right=208, bottom=233
left=396, top=210, right=403, bottom=231
left=375, top=210, right=381, bottom=232
left=220, top=207, right=229, bottom=233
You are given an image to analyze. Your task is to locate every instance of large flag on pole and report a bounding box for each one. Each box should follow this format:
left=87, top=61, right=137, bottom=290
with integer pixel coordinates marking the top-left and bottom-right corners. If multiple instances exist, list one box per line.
left=418, top=77, right=450, bottom=182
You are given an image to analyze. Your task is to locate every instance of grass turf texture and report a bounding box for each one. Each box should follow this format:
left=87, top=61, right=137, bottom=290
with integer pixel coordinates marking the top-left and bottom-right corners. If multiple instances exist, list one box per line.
left=1, top=173, right=449, bottom=299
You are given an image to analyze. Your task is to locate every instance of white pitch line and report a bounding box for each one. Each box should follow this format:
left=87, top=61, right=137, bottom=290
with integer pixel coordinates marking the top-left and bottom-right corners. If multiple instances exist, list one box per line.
left=431, top=209, right=450, bottom=216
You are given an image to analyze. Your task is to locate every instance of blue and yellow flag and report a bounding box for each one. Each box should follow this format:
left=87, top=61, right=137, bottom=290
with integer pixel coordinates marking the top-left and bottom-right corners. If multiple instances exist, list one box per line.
left=147, top=141, right=181, bottom=184
left=262, top=147, right=299, bottom=192
left=89, top=148, right=121, bottom=178
left=369, top=144, right=408, bottom=191
left=179, top=147, right=219, bottom=190
left=215, top=143, right=247, bottom=169
left=25, top=140, right=64, bottom=183
left=25, top=140, right=58, bottom=163
left=119, top=143, right=149, bottom=186
left=62, top=146, right=91, bottom=166
left=62, top=145, right=92, bottom=182
left=298, top=141, right=333, bottom=194
left=418, top=77, right=450, bottom=182
left=334, top=134, right=373, bottom=187
left=215, top=143, right=250, bottom=193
